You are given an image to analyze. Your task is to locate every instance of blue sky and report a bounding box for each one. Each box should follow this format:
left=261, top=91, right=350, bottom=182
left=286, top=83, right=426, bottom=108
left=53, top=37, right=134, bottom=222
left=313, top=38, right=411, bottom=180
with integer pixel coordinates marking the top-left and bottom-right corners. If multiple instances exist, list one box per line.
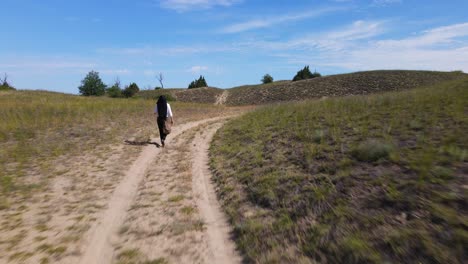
left=2, top=0, right=468, bottom=93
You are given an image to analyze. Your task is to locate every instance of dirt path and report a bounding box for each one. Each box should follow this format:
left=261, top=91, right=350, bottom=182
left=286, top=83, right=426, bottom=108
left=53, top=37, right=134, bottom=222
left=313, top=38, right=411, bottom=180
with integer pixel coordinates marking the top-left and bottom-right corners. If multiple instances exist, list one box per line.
left=215, top=90, right=229, bottom=105
left=79, top=117, right=241, bottom=264
left=191, top=122, right=242, bottom=264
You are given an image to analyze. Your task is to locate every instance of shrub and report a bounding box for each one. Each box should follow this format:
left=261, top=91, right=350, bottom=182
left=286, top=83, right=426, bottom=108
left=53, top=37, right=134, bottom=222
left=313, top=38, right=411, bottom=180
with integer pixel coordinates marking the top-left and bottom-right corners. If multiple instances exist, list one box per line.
left=122, top=82, right=140, bottom=98
left=188, top=75, right=208, bottom=89
left=0, top=73, right=16, bottom=91
left=351, top=139, right=393, bottom=162
left=106, top=80, right=123, bottom=98
left=293, top=66, right=321, bottom=81
left=261, top=74, right=274, bottom=84
left=78, top=71, right=106, bottom=96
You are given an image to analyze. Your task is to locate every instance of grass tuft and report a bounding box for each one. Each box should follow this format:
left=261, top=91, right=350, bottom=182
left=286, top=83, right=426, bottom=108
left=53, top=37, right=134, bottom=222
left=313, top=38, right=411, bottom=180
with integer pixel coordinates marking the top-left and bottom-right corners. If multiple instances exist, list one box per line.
left=351, top=139, right=393, bottom=162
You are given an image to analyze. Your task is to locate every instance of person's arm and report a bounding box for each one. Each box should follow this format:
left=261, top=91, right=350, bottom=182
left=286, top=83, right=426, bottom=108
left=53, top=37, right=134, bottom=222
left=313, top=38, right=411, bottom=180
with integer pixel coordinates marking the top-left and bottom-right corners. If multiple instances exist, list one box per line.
left=154, top=106, right=158, bottom=116
left=167, top=104, right=174, bottom=124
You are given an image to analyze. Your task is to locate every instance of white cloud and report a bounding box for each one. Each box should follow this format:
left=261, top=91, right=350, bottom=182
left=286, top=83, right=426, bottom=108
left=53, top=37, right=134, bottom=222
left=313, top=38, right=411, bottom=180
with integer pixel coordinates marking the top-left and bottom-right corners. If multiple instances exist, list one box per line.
left=222, top=7, right=344, bottom=33
left=263, top=21, right=468, bottom=72
left=188, top=65, right=209, bottom=74
left=244, top=20, right=386, bottom=51
left=98, top=45, right=239, bottom=57
left=160, top=0, right=241, bottom=12
left=375, top=22, right=468, bottom=49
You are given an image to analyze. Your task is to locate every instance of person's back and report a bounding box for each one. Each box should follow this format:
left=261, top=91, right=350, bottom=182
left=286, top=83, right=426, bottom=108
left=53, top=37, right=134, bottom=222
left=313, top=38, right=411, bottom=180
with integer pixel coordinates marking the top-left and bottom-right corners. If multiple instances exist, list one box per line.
left=154, top=96, right=174, bottom=147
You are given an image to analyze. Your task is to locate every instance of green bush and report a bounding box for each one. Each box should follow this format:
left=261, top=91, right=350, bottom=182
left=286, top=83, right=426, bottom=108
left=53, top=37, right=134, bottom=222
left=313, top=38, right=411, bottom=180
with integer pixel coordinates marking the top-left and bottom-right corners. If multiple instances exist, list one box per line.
left=122, top=82, right=140, bottom=98
left=106, top=80, right=123, bottom=98
left=352, top=139, right=393, bottom=162
left=261, top=74, right=273, bottom=84
left=292, top=66, right=321, bottom=81
left=188, top=75, right=208, bottom=89
left=78, top=71, right=106, bottom=96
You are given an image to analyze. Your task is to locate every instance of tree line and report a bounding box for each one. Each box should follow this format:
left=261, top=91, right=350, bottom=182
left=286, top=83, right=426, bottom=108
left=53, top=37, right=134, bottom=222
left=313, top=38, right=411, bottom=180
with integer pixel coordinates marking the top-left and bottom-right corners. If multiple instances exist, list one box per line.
left=262, top=65, right=321, bottom=84
left=78, top=65, right=321, bottom=96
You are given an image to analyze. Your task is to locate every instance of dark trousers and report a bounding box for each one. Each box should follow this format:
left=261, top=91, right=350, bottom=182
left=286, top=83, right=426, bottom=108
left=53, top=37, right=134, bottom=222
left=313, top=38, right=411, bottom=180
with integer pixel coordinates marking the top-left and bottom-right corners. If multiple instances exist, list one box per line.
left=157, top=117, right=167, bottom=141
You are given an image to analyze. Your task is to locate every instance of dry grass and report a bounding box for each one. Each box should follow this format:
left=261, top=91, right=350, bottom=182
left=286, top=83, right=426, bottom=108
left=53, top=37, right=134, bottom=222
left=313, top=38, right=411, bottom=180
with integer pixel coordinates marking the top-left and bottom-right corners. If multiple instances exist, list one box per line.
left=137, top=87, right=224, bottom=105
left=138, top=70, right=467, bottom=106
left=210, top=77, right=468, bottom=263
left=0, top=90, right=239, bottom=263
left=0, top=91, right=235, bottom=205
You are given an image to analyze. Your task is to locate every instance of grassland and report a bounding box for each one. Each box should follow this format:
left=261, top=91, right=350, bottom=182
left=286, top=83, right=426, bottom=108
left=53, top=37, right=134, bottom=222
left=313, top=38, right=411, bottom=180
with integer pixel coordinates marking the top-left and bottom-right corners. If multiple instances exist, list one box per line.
left=0, top=90, right=236, bottom=207
left=0, top=90, right=242, bottom=262
left=210, top=77, right=468, bottom=263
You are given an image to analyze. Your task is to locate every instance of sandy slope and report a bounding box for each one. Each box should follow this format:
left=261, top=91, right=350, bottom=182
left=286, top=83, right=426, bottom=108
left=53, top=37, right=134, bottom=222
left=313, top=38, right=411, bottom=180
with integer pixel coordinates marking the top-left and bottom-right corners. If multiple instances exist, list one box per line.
left=215, top=90, right=229, bottom=105
left=78, top=117, right=241, bottom=264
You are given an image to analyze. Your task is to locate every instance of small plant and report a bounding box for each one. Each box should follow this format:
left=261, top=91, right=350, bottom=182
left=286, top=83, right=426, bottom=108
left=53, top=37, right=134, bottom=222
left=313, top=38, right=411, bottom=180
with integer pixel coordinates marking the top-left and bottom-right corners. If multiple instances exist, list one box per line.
left=0, top=73, right=16, bottom=91
left=351, top=139, right=393, bottom=162
left=261, top=74, right=274, bottom=84
left=117, top=248, right=142, bottom=263
left=168, top=195, right=184, bottom=203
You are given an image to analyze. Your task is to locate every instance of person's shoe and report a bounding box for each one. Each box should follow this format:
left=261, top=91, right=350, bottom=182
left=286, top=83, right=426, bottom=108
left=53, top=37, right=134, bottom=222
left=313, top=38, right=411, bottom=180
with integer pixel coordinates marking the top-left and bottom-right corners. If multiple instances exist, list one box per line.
left=161, top=140, right=165, bottom=147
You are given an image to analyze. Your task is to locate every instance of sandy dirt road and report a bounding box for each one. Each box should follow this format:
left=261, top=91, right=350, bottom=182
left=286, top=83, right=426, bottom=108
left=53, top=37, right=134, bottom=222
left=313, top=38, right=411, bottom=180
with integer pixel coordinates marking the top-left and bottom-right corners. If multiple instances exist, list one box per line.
left=78, top=117, right=241, bottom=264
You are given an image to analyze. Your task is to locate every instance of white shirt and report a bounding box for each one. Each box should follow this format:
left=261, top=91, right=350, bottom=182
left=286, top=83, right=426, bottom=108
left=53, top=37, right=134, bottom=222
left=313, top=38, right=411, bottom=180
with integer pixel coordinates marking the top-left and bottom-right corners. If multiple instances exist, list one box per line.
left=154, top=103, right=173, bottom=117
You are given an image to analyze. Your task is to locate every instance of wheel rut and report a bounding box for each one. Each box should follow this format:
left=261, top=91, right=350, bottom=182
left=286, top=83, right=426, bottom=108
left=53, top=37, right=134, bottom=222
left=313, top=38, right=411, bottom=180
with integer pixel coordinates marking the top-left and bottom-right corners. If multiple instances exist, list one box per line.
left=78, top=117, right=240, bottom=264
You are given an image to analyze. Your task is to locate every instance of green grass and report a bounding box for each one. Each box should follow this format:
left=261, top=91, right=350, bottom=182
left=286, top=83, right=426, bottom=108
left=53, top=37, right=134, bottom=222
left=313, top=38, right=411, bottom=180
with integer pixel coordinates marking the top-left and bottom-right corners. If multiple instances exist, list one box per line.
left=210, top=77, right=468, bottom=263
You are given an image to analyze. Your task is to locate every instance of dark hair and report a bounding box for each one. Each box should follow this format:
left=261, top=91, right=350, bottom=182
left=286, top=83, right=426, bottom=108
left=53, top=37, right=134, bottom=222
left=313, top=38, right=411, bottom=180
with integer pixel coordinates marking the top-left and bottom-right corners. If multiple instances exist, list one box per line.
left=157, top=95, right=168, bottom=119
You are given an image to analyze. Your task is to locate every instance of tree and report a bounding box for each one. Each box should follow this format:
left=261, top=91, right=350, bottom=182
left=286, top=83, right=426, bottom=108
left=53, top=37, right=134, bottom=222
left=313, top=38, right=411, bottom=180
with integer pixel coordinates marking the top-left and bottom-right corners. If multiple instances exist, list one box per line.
left=106, top=78, right=123, bottom=98
left=157, top=73, right=164, bottom=89
left=0, top=73, right=16, bottom=91
left=188, top=75, right=208, bottom=89
left=261, top=74, right=274, bottom=84
left=122, top=82, right=140, bottom=98
left=78, top=71, right=106, bottom=96
left=292, top=66, right=321, bottom=81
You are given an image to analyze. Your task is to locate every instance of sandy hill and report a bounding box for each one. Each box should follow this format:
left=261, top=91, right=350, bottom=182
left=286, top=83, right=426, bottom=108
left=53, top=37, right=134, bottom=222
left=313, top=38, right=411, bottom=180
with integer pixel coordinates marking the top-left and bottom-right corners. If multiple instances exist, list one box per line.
left=137, top=70, right=467, bottom=105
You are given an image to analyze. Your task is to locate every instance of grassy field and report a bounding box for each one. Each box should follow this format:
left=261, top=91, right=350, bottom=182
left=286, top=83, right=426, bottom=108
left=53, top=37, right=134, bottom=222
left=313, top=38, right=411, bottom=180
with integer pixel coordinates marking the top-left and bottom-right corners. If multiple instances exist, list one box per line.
left=0, top=90, right=234, bottom=209
left=210, top=77, right=468, bottom=263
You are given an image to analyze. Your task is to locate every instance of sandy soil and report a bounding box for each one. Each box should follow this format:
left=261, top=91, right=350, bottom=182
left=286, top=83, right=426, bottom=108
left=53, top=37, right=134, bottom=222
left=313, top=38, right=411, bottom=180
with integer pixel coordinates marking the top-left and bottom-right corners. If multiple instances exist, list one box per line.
left=0, top=116, right=241, bottom=264
left=215, top=90, right=229, bottom=105
left=80, top=117, right=241, bottom=264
